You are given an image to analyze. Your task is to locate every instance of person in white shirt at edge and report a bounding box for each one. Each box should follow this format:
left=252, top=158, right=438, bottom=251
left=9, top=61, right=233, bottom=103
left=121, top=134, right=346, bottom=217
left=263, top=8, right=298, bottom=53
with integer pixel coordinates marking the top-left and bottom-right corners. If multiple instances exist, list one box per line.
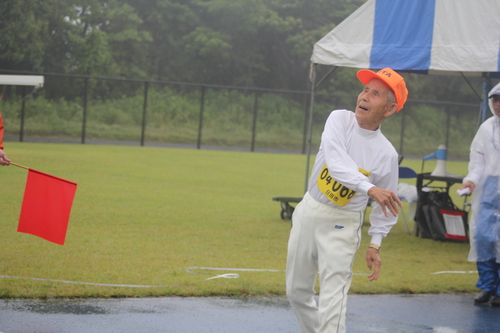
left=286, top=67, right=408, bottom=333
left=459, top=82, right=500, bottom=307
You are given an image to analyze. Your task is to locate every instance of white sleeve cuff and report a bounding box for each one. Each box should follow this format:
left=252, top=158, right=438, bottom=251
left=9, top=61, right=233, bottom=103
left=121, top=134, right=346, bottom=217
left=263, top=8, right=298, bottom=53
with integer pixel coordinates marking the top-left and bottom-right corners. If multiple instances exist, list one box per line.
left=360, top=182, right=375, bottom=195
left=370, top=234, right=383, bottom=246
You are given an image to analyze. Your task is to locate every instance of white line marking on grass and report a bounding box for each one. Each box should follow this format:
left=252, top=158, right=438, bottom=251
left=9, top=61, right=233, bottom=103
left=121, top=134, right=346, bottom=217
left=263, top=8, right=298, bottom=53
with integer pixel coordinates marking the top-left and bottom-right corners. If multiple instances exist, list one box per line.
left=205, top=273, right=240, bottom=281
left=186, top=267, right=283, bottom=280
left=0, top=275, right=185, bottom=288
left=0, top=269, right=475, bottom=288
left=186, top=267, right=282, bottom=274
left=431, top=271, right=478, bottom=274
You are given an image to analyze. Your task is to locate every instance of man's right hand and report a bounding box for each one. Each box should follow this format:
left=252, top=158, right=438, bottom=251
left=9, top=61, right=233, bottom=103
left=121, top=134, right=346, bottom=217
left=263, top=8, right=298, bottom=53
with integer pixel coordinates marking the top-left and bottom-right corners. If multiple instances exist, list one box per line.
left=366, top=247, right=382, bottom=281
left=0, top=149, right=10, bottom=166
left=459, top=181, right=475, bottom=194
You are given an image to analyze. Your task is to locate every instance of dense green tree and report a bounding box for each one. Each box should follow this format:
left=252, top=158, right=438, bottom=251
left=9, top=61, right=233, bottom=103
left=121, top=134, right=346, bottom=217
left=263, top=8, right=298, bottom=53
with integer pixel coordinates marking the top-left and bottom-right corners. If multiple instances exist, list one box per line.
left=180, top=0, right=301, bottom=87
left=2, top=0, right=481, bottom=105
left=0, top=0, right=367, bottom=91
left=40, top=0, right=78, bottom=74
left=129, top=0, right=200, bottom=81
left=100, top=1, right=152, bottom=78
left=0, top=1, right=49, bottom=71
left=61, top=0, right=150, bottom=78
left=269, top=0, right=365, bottom=90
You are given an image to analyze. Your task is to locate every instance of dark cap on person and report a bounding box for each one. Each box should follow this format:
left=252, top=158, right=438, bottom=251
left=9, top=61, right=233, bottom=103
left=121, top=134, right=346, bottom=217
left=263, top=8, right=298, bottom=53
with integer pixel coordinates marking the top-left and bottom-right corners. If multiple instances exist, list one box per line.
left=356, top=68, right=408, bottom=112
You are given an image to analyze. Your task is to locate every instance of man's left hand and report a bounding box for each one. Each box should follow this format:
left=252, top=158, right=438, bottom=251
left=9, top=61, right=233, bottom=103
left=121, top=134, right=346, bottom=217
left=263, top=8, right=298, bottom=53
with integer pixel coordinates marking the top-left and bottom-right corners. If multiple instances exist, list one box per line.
left=367, top=186, right=402, bottom=217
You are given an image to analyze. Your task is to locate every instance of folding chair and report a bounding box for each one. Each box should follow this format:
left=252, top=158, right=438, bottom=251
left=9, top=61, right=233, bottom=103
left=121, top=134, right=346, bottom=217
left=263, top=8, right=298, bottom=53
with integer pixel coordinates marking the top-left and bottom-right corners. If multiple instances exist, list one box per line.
left=398, top=166, right=418, bottom=234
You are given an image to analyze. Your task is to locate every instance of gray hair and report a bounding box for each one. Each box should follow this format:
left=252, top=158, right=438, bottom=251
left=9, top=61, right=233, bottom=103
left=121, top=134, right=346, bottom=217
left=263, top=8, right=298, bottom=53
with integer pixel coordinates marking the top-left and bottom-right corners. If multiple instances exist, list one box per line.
left=386, top=90, right=396, bottom=107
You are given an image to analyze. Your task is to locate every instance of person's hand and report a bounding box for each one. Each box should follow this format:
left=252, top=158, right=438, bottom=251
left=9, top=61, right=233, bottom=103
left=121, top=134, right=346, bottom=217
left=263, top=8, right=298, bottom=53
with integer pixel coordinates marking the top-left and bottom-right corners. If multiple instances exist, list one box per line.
left=366, top=247, right=381, bottom=281
left=0, top=149, right=10, bottom=166
left=367, top=186, right=402, bottom=217
left=460, top=181, right=475, bottom=194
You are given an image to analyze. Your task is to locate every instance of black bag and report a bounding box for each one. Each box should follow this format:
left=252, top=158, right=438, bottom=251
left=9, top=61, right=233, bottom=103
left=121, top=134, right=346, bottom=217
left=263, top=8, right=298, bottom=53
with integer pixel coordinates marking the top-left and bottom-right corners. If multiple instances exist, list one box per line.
left=415, top=190, right=433, bottom=239
left=415, top=191, right=468, bottom=242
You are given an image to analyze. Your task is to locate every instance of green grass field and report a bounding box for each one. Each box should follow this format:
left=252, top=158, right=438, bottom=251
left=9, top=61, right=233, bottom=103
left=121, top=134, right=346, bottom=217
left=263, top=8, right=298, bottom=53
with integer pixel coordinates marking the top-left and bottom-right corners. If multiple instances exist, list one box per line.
left=0, top=142, right=478, bottom=298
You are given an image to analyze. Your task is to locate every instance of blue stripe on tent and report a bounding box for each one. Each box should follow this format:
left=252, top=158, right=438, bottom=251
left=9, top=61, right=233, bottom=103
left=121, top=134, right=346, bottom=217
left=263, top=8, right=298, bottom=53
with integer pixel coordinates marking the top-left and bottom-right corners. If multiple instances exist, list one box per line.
left=498, top=43, right=500, bottom=71
left=370, top=0, right=436, bottom=70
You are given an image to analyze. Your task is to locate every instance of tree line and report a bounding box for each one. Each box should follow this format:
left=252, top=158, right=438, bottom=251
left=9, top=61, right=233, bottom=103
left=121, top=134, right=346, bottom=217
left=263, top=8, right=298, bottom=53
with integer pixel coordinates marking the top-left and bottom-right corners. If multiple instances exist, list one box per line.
left=0, top=0, right=487, bottom=108
left=0, top=0, right=366, bottom=91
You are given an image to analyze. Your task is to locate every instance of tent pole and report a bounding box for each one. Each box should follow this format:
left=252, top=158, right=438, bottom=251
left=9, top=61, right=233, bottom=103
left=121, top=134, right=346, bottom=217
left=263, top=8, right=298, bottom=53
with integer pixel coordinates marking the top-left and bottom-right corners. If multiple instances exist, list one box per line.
left=304, top=63, right=317, bottom=193
left=480, top=74, right=492, bottom=127
left=460, top=72, right=482, bottom=101
left=315, top=66, right=338, bottom=89
left=304, top=65, right=339, bottom=193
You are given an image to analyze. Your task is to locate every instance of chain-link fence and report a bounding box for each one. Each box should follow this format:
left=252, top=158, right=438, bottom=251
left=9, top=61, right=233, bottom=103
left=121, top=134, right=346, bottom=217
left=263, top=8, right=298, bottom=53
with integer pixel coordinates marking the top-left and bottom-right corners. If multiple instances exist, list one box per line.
left=0, top=71, right=482, bottom=159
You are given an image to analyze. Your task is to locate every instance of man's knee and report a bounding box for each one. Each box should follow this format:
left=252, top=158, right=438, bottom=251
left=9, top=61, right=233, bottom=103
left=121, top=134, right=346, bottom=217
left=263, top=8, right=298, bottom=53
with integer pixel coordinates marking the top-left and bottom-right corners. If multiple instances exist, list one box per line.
left=287, top=282, right=316, bottom=307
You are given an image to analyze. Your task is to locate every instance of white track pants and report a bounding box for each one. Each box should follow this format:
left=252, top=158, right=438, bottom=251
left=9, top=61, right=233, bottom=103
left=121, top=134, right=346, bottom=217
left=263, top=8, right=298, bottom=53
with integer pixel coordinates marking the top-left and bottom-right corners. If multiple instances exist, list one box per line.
left=286, top=192, right=363, bottom=333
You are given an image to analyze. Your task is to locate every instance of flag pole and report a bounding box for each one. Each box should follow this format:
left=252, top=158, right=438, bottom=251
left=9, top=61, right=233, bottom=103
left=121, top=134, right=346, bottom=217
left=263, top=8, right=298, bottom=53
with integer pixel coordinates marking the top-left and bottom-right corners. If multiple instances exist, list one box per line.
left=10, top=162, right=29, bottom=170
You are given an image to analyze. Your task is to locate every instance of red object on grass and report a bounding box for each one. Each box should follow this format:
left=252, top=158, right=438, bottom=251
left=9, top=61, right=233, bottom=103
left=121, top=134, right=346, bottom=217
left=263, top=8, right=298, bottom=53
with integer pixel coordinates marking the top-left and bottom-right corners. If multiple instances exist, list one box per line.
left=17, top=169, right=77, bottom=245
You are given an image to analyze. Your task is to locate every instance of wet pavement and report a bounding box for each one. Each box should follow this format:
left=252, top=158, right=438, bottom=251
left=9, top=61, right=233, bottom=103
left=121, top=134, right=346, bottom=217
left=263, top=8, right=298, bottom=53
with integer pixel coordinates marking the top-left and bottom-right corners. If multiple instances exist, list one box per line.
left=0, top=294, right=498, bottom=333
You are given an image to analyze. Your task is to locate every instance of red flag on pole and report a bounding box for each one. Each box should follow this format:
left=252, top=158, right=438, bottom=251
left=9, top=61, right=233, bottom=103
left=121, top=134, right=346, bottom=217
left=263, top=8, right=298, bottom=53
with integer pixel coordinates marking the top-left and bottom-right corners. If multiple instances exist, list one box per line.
left=17, top=168, right=77, bottom=245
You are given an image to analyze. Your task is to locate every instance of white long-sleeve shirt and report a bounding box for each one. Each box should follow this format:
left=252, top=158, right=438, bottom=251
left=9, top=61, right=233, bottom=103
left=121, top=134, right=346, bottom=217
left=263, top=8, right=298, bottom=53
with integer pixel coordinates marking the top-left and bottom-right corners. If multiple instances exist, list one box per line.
left=308, top=110, right=400, bottom=245
left=462, top=82, right=500, bottom=261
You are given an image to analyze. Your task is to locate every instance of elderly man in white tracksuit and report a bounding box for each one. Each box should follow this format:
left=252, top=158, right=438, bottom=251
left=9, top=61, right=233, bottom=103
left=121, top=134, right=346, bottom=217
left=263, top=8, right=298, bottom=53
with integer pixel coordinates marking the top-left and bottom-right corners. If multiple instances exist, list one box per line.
left=460, top=82, right=500, bottom=307
left=286, top=68, right=408, bottom=333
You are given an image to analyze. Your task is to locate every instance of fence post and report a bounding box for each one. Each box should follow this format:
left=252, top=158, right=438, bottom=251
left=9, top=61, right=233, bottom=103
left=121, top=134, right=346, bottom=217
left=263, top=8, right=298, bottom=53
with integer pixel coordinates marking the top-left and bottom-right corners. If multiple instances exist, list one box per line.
left=302, top=95, right=309, bottom=154
left=251, top=92, right=259, bottom=152
left=197, top=86, right=205, bottom=149
left=140, top=81, right=149, bottom=146
left=304, top=65, right=317, bottom=193
left=445, top=107, right=451, bottom=149
left=19, top=86, right=26, bottom=142
left=81, top=77, right=89, bottom=144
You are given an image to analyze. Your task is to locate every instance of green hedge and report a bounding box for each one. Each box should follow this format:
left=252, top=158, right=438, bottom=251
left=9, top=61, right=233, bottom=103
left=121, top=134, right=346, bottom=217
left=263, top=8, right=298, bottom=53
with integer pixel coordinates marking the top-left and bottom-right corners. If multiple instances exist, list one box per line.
left=1, top=88, right=478, bottom=157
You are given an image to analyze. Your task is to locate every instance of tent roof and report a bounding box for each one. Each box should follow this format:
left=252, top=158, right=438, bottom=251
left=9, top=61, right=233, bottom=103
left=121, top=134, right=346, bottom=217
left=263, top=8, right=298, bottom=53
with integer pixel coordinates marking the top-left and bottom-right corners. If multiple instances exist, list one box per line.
left=0, top=75, right=44, bottom=88
left=311, top=0, right=500, bottom=76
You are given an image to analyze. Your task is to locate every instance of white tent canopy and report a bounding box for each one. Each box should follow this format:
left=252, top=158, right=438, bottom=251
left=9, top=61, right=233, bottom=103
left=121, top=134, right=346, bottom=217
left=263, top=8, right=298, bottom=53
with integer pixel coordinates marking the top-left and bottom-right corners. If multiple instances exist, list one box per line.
left=0, top=75, right=44, bottom=88
left=311, top=0, right=500, bottom=75
left=303, top=0, right=500, bottom=191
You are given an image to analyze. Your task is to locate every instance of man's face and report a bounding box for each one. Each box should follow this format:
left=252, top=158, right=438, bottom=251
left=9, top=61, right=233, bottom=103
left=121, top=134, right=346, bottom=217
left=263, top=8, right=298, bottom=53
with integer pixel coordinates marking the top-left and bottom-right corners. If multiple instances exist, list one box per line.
left=491, top=96, right=500, bottom=116
left=355, top=79, right=397, bottom=130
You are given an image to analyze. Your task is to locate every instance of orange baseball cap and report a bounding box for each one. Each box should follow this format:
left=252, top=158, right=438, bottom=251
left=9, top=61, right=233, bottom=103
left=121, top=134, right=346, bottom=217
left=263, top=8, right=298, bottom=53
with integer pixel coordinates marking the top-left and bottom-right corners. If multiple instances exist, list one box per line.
left=356, top=68, right=408, bottom=112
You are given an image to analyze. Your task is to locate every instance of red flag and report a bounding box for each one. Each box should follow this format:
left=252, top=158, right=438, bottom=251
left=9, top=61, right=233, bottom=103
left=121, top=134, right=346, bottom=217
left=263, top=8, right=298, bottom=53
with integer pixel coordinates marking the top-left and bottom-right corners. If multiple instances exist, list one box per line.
left=17, top=169, right=77, bottom=245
